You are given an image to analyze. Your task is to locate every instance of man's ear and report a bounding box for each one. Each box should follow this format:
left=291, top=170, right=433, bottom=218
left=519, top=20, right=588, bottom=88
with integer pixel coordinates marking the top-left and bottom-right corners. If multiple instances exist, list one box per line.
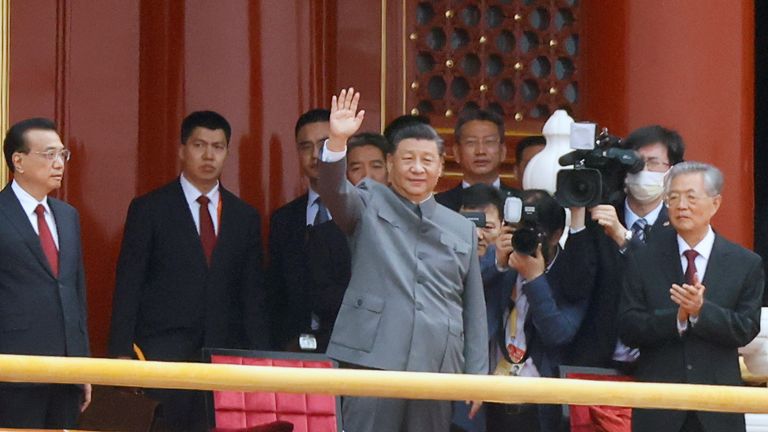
left=452, top=143, right=461, bottom=164
left=12, top=153, right=24, bottom=173
left=438, top=155, right=445, bottom=178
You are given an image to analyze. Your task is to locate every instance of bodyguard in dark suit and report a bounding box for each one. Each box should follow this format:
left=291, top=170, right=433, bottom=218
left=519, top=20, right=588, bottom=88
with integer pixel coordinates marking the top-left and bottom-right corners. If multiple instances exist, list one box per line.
left=436, top=109, right=520, bottom=211
left=109, top=111, right=268, bottom=431
left=320, top=89, right=488, bottom=432
left=569, top=125, right=685, bottom=369
left=619, top=162, right=763, bottom=432
left=267, top=109, right=351, bottom=352
left=0, top=118, right=90, bottom=428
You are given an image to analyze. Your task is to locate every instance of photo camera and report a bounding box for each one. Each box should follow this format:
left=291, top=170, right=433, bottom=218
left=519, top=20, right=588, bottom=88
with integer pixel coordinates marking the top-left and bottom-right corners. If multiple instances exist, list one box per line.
left=460, top=211, right=486, bottom=228
left=503, top=197, right=542, bottom=256
left=555, top=123, right=644, bottom=207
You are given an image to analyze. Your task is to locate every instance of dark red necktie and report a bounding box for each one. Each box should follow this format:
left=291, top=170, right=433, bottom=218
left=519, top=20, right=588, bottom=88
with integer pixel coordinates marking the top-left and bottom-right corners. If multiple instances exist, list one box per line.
left=35, top=204, right=59, bottom=277
left=197, top=195, right=216, bottom=265
left=683, top=249, right=699, bottom=285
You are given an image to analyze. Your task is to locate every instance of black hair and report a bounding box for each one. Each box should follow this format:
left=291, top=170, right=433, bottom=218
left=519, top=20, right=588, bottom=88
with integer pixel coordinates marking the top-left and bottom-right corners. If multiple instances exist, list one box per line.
left=180, top=111, right=232, bottom=145
left=454, top=109, right=505, bottom=143
left=622, top=125, right=685, bottom=165
left=515, top=135, right=546, bottom=166
left=294, top=108, right=331, bottom=138
left=390, top=123, right=445, bottom=155
left=461, top=183, right=504, bottom=220
left=383, top=114, right=431, bottom=145
left=3, top=117, right=57, bottom=172
left=348, top=132, right=392, bottom=156
left=521, top=189, right=566, bottom=237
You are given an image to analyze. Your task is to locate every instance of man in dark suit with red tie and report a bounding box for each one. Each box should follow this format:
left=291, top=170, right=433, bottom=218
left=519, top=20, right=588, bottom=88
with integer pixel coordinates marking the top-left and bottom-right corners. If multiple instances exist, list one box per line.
left=0, top=118, right=91, bottom=428
left=619, top=161, right=764, bottom=432
left=108, top=111, right=269, bottom=431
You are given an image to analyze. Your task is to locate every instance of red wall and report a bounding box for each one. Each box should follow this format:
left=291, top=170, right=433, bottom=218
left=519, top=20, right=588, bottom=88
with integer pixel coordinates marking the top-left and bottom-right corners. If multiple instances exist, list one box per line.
left=9, top=0, right=756, bottom=355
left=581, top=0, right=755, bottom=246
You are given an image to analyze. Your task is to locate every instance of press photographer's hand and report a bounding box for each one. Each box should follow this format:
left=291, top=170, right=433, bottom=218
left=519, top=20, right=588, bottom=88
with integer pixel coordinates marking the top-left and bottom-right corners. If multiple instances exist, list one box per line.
left=508, top=244, right=545, bottom=281
left=495, top=226, right=514, bottom=270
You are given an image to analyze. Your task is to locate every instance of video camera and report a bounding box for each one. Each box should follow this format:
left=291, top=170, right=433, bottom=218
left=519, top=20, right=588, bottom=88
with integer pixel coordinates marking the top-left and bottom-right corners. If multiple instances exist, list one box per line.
left=555, top=123, right=644, bottom=207
left=503, top=197, right=542, bottom=256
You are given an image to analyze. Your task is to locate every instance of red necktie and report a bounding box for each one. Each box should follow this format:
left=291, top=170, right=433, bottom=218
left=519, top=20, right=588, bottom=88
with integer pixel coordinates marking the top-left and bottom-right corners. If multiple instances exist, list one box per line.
left=35, top=204, right=59, bottom=277
left=683, top=249, right=699, bottom=285
left=197, top=195, right=217, bottom=265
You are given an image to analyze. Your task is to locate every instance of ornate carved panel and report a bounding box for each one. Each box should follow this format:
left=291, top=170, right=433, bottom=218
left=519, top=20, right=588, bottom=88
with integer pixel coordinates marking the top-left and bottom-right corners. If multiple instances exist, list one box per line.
left=406, top=0, right=579, bottom=132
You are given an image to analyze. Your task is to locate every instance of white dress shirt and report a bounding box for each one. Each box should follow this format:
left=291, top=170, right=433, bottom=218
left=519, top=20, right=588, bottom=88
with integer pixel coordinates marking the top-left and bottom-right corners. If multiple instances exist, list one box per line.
left=180, top=173, right=220, bottom=235
left=306, top=187, right=332, bottom=226
left=11, top=180, right=60, bottom=248
left=676, top=226, right=715, bottom=333
left=624, top=199, right=664, bottom=229
left=462, top=178, right=501, bottom=189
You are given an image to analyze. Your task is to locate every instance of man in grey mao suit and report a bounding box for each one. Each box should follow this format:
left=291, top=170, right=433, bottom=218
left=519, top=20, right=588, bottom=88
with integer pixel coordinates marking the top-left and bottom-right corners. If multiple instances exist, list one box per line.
left=317, top=88, right=488, bottom=432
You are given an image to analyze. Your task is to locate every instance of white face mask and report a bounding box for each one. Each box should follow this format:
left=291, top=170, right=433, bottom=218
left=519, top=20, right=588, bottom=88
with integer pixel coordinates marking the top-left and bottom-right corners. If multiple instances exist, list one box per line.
left=625, top=169, right=666, bottom=203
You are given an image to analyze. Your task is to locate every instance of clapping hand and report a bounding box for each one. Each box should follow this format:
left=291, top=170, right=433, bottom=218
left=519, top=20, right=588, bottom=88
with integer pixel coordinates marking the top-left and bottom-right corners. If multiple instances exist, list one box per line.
left=328, top=87, right=365, bottom=151
left=671, top=273, right=706, bottom=321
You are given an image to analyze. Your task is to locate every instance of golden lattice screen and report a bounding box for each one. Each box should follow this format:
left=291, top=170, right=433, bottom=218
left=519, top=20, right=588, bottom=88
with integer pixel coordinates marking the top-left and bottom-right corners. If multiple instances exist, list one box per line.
left=406, top=0, right=579, bottom=131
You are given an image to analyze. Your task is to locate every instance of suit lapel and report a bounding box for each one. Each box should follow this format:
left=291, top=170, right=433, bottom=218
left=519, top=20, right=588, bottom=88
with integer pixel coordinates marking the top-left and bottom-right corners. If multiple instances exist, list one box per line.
left=659, top=229, right=684, bottom=286
left=171, top=179, right=209, bottom=267
left=0, top=185, right=57, bottom=278
left=700, top=234, right=729, bottom=291
left=49, top=198, right=75, bottom=277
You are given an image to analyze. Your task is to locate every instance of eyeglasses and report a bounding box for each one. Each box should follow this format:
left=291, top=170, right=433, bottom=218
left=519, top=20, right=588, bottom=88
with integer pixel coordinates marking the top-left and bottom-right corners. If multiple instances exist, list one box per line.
left=644, top=158, right=670, bottom=171
left=31, top=149, right=71, bottom=162
left=664, top=192, right=714, bottom=206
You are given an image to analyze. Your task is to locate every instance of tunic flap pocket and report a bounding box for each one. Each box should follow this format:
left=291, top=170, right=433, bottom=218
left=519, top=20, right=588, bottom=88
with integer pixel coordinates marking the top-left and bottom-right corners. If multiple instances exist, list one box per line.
left=440, top=233, right=470, bottom=255
left=350, top=293, right=385, bottom=313
left=448, top=318, right=464, bottom=338
left=376, top=207, right=400, bottom=228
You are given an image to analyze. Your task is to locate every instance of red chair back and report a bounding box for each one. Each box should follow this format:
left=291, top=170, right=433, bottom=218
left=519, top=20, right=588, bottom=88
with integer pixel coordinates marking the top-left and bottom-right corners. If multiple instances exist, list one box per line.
left=206, top=349, right=341, bottom=432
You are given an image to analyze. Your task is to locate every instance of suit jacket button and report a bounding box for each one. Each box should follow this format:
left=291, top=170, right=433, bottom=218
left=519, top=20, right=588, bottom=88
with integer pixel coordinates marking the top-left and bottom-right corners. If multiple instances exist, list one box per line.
left=420, top=227, right=428, bottom=234
left=415, top=302, right=424, bottom=311
left=355, top=299, right=363, bottom=307
left=686, top=364, right=693, bottom=371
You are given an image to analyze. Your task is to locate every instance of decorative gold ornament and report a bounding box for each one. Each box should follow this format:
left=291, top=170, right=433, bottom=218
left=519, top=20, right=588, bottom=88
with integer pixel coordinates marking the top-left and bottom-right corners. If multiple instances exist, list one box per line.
left=479, top=36, right=487, bottom=44
left=411, top=81, right=419, bottom=90
left=515, top=112, right=524, bottom=121
left=549, top=39, right=558, bottom=47
left=445, top=9, right=454, bottom=19
left=514, top=62, right=523, bottom=71
left=549, top=87, right=558, bottom=95
left=480, top=84, right=488, bottom=92
left=445, top=109, right=453, bottom=117
left=514, top=13, right=522, bottom=21
left=445, top=59, right=455, bottom=69
left=409, top=32, right=418, bottom=41
left=411, top=108, right=420, bottom=115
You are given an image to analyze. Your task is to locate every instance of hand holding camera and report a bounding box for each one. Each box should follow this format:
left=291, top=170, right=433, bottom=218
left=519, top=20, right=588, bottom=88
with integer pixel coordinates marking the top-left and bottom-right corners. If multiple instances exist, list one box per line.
left=508, top=243, right=546, bottom=281
left=590, top=204, right=629, bottom=246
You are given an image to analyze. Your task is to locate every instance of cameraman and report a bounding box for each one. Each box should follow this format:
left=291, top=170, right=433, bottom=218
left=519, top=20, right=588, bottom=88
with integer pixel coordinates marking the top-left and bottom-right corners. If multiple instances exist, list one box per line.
left=474, top=190, right=596, bottom=432
left=568, top=125, right=685, bottom=369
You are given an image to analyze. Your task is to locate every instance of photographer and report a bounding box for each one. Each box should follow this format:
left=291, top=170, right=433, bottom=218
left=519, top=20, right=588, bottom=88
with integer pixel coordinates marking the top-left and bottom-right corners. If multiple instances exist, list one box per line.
left=472, top=190, right=596, bottom=432
left=568, top=125, right=685, bottom=369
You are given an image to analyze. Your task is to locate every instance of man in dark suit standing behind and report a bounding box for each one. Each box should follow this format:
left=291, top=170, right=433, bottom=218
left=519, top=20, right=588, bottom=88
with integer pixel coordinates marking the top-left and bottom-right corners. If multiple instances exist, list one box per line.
left=109, top=111, right=268, bottom=431
left=0, top=118, right=90, bottom=428
left=267, top=109, right=351, bottom=353
left=619, top=161, right=763, bottom=432
left=435, top=109, right=519, bottom=211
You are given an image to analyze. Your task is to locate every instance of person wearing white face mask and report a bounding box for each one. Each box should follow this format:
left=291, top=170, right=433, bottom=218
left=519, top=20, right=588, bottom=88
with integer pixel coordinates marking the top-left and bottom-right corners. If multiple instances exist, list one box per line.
left=567, top=125, right=686, bottom=372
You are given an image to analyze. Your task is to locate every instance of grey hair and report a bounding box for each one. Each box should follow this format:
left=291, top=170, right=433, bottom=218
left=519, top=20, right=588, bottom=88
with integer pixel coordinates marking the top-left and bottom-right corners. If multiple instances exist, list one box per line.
left=663, top=161, right=724, bottom=196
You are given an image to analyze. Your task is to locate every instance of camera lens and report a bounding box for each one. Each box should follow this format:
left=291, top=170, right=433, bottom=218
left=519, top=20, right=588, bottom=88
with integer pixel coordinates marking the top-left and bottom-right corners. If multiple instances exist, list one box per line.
left=512, top=227, right=539, bottom=256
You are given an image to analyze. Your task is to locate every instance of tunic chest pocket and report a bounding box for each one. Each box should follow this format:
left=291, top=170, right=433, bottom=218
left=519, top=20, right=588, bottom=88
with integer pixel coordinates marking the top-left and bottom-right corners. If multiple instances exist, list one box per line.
left=439, top=233, right=470, bottom=255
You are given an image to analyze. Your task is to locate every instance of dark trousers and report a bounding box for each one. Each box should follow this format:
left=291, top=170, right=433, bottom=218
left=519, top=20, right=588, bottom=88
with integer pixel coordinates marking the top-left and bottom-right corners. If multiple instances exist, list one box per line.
left=0, top=384, right=81, bottom=428
left=146, top=388, right=207, bottom=432
left=680, top=412, right=704, bottom=432
left=486, top=402, right=540, bottom=432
